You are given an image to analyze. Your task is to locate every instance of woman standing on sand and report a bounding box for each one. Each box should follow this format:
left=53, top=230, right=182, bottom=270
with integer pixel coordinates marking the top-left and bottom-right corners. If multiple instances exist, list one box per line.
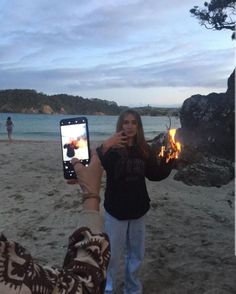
left=97, top=109, right=175, bottom=294
left=6, top=116, right=14, bottom=141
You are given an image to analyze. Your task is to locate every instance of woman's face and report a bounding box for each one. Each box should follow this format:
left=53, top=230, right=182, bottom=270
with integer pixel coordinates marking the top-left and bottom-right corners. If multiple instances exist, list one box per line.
left=122, top=114, right=138, bottom=139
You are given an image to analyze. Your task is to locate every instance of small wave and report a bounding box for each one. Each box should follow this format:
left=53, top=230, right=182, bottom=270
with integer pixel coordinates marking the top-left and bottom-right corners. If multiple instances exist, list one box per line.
left=89, top=131, right=112, bottom=136
left=20, top=131, right=58, bottom=136
left=15, top=131, right=112, bottom=141
left=145, top=130, right=162, bottom=135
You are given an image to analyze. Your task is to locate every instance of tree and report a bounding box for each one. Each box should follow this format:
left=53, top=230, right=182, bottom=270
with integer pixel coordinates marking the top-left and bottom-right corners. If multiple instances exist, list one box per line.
left=190, top=0, right=236, bottom=39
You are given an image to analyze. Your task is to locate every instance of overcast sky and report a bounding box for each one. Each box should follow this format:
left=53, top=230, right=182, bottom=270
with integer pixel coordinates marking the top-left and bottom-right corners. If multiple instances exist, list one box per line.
left=0, top=0, right=234, bottom=106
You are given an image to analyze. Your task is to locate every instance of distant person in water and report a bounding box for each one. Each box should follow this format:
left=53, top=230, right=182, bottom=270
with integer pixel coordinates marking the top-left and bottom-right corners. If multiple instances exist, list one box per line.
left=64, top=140, right=79, bottom=157
left=6, top=117, right=14, bottom=141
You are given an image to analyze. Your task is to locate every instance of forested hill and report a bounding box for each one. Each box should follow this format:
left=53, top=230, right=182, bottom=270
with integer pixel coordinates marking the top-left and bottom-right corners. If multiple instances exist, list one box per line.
left=0, top=89, right=179, bottom=116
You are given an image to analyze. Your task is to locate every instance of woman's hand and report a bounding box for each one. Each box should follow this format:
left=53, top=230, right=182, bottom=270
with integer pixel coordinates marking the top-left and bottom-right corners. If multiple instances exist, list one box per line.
left=102, top=131, right=127, bottom=153
left=71, top=151, right=103, bottom=197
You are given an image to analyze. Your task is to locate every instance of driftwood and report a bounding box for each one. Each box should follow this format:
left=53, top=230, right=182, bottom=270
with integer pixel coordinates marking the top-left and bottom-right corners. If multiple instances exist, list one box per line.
left=146, top=116, right=171, bottom=145
left=147, top=116, right=172, bottom=159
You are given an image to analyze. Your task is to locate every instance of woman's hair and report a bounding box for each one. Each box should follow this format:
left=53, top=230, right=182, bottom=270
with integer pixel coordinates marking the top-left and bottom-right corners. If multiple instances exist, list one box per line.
left=116, top=109, right=149, bottom=159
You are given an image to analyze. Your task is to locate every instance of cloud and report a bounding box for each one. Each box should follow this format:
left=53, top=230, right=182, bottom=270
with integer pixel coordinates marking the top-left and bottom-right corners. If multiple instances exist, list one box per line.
left=0, top=0, right=234, bottom=105
left=0, top=46, right=232, bottom=94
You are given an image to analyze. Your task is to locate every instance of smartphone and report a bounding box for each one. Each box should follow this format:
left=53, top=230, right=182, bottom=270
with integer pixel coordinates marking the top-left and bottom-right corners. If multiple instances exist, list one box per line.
left=60, top=116, right=90, bottom=179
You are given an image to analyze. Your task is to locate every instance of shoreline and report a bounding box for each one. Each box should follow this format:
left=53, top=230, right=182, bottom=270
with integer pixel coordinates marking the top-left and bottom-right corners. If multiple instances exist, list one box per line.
left=0, top=139, right=103, bottom=145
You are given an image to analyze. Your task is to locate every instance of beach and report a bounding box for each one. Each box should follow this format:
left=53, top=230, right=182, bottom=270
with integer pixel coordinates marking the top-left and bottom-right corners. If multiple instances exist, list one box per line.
left=0, top=140, right=235, bottom=294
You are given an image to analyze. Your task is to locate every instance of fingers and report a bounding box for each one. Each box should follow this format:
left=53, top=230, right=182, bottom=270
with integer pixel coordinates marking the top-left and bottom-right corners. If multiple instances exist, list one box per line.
left=116, top=131, right=127, bottom=145
left=71, top=150, right=103, bottom=173
left=71, top=158, right=81, bottom=168
left=71, top=150, right=97, bottom=167
left=71, top=158, right=83, bottom=174
left=118, top=130, right=126, bottom=138
left=70, top=150, right=103, bottom=196
left=90, top=150, right=100, bottom=163
left=71, top=158, right=80, bottom=166
left=103, top=132, right=127, bottom=150
left=117, top=130, right=124, bottom=135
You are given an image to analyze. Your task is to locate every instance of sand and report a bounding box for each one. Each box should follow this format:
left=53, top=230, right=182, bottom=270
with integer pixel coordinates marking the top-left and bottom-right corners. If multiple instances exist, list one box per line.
left=0, top=140, right=235, bottom=294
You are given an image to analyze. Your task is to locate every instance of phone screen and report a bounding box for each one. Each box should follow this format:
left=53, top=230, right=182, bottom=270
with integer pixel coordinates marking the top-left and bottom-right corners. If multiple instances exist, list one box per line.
left=60, top=117, right=90, bottom=179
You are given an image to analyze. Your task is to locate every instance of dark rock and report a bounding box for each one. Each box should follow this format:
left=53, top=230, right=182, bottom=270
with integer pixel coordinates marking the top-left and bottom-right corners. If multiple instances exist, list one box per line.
left=174, top=157, right=234, bottom=187
left=175, top=145, right=206, bottom=169
left=226, top=69, right=235, bottom=98
left=179, top=69, right=235, bottom=161
left=156, top=69, right=236, bottom=187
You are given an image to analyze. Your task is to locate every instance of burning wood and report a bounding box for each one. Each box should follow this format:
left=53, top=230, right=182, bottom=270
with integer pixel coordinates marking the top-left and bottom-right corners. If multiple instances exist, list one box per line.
left=158, top=128, right=181, bottom=163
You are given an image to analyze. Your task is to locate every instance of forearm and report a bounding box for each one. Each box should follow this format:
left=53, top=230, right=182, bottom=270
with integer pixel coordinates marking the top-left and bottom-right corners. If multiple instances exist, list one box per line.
left=99, top=140, right=113, bottom=155
left=83, top=195, right=100, bottom=211
left=80, top=191, right=102, bottom=232
left=77, top=209, right=104, bottom=233
left=96, top=135, right=115, bottom=158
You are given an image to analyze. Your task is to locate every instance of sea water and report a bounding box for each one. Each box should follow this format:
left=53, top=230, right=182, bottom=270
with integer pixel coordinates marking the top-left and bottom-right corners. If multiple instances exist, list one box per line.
left=0, top=113, right=180, bottom=141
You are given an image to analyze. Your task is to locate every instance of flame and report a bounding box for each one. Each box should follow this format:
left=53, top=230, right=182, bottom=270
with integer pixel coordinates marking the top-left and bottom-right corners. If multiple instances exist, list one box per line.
left=78, top=138, right=87, bottom=148
left=158, top=129, right=181, bottom=162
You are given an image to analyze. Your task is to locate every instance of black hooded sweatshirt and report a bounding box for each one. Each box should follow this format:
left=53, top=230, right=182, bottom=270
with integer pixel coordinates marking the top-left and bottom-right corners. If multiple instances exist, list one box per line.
left=97, top=145, right=173, bottom=220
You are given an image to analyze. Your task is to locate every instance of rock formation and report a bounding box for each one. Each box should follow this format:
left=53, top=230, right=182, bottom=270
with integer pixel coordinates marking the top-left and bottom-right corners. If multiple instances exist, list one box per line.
left=178, top=69, right=234, bottom=160
left=173, top=69, right=235, bottom=187
left=149, top=69, right=235, bottom=187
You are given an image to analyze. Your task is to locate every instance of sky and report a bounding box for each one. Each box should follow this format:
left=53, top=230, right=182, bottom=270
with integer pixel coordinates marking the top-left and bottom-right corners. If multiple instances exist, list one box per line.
left=0, top=0, right=234, bottom=107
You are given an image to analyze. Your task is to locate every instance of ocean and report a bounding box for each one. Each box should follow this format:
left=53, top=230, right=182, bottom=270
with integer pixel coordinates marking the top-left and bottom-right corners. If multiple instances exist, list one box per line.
left=0, top=113, right=181, bottom=141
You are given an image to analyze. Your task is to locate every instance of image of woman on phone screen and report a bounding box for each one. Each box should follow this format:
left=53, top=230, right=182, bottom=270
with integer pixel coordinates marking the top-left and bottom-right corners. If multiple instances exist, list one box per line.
left=97, top=109, right=175, bottom=294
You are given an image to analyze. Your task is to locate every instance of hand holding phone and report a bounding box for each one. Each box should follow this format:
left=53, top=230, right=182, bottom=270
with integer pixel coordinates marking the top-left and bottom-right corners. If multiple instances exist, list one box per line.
left=60, top=117, right=90, bottom=179
left=71, top=151, right=103, bottom=196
